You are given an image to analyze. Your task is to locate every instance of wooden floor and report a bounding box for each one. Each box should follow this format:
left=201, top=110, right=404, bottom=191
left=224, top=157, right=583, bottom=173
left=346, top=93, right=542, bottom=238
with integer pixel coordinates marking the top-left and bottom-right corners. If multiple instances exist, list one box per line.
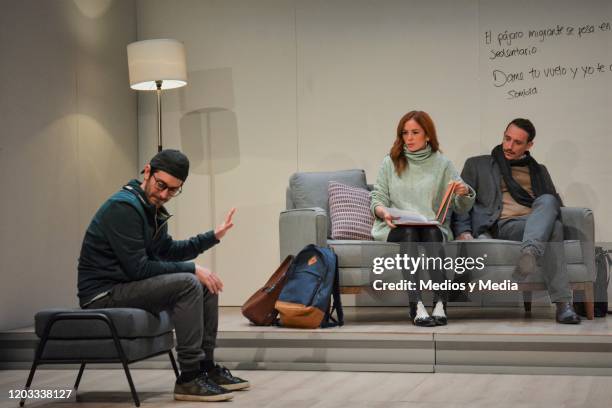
left=2, top=307, right=611, bottom=406
left=2, top=368, right=612, bottom=408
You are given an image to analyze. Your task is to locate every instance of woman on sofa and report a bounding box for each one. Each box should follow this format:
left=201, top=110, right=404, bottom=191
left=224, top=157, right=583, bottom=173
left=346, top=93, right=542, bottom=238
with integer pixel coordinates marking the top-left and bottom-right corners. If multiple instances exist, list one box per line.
left=371, top=110, right=474, bottom=326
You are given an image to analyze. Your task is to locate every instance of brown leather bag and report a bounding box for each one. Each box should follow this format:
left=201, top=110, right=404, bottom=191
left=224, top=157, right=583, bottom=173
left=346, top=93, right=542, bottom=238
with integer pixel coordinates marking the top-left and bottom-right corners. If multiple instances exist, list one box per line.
left=241, top=255, right=294, bottom=325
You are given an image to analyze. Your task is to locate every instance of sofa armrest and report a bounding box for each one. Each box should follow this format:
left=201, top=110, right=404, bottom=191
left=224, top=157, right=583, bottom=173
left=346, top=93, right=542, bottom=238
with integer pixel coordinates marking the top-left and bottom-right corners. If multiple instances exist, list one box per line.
left=561, top=207, right=594, bottom=242
left=561, top=207, right=596, bottom=281
left=279, top=207, right=328, bottom=260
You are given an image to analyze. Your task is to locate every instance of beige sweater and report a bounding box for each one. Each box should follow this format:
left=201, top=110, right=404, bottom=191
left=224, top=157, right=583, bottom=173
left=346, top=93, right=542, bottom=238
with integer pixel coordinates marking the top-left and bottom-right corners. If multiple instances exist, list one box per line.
left=500, top=166, right=534, bottom=219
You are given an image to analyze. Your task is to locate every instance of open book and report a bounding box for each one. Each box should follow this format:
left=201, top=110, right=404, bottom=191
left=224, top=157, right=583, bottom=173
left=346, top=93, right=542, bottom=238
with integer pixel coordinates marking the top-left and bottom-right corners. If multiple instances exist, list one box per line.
left=386, top=182, right=457, bottom=226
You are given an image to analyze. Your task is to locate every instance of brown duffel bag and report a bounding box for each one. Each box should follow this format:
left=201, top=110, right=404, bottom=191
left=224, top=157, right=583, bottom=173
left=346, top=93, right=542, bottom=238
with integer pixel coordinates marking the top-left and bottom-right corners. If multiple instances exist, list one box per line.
left=241, top=255, right=294, bottom=325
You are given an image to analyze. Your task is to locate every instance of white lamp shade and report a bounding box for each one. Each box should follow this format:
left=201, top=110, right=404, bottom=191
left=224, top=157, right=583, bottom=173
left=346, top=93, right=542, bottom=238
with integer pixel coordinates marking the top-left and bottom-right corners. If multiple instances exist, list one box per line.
left=127, top=39, right=187, bottom=91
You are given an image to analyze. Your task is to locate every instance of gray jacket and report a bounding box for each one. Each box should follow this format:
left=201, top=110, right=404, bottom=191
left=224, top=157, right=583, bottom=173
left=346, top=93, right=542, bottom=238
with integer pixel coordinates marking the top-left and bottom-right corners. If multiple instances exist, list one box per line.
left=452, top=154, right=560, bottom=238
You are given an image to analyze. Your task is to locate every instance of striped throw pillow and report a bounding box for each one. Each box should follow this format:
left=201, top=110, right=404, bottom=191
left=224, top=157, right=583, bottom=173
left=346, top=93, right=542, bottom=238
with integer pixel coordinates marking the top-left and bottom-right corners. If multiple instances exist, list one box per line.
left=328, top=181, right=374, bottom=240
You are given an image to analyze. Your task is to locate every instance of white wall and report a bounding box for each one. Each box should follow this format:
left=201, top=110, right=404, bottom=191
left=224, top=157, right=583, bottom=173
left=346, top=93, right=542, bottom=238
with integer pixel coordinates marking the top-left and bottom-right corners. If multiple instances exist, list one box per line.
left=136, top=0, right=298, bottom=306
left=0, top=0, right=137, bottom=330
left=136, top=0, right=612, bottom=306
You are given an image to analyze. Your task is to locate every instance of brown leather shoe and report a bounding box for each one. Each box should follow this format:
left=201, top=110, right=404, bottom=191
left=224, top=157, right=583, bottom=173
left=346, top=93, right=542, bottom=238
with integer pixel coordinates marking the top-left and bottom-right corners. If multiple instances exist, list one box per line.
left=556, top=302, right=581, bottom=324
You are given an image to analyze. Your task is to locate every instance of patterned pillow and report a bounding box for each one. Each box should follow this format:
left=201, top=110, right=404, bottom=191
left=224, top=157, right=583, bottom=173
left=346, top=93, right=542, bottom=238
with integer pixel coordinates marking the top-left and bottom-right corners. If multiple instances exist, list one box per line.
left=328, top=181, right=374, bottom=240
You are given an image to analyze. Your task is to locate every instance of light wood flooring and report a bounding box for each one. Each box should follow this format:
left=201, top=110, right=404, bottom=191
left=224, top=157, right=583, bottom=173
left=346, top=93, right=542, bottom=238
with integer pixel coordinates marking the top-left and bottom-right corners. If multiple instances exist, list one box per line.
left=2, top=368, right=612, bottom=408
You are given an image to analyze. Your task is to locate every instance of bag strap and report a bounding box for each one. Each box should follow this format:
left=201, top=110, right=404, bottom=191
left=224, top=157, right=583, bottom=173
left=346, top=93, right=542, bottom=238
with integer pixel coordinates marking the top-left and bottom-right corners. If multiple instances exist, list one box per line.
left=604, top=249, right=611, bottom=287
left=321, top=250, right=344, bottom=328
left=331, top=255, right=344, bottom=325
left=597, top=247, right=611, bottom=287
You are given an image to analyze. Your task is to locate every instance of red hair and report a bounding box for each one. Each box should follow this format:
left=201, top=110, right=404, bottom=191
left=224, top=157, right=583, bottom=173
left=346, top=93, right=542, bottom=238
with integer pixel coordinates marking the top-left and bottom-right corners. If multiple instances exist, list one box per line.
left=390, top=110, right=440, bottom=175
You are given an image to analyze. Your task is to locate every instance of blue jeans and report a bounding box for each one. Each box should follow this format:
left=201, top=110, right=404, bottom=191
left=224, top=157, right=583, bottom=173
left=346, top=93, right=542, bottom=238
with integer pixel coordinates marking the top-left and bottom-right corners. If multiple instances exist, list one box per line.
left=494, top=194, right=571, bottom=302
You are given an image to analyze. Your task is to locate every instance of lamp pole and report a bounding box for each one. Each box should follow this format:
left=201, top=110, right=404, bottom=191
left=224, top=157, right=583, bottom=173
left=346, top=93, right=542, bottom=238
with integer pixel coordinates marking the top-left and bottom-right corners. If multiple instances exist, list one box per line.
left=156, top=80, right=163, bottom=152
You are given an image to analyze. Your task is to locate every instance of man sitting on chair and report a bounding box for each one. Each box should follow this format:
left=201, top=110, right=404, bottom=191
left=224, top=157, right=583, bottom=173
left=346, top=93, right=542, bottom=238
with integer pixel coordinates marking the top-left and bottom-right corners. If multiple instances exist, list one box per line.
left=78, top=149, right=248, bottom=401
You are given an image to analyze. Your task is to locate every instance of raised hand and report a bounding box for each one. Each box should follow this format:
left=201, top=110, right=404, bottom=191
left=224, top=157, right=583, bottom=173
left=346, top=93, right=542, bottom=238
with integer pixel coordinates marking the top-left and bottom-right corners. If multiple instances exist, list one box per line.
left=214, top=207, right=236, bottom=240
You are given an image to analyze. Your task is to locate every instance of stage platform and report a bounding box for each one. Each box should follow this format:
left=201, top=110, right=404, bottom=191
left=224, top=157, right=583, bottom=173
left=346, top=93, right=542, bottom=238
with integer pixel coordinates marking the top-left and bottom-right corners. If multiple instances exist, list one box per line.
left=1, top=307, right=611, bottom=375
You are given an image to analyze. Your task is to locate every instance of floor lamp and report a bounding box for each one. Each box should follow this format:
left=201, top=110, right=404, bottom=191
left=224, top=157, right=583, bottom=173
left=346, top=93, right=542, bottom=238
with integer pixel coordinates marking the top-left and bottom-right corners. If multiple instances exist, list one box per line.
left=127, top=39, right=187, bottom=152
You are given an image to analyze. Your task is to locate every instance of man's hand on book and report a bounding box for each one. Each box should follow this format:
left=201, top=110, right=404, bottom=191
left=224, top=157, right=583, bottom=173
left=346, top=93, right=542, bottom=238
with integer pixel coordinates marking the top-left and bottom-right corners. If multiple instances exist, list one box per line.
left=214, top=207, right=236, bottom=240
left=195, top=264, right=224, bottom=294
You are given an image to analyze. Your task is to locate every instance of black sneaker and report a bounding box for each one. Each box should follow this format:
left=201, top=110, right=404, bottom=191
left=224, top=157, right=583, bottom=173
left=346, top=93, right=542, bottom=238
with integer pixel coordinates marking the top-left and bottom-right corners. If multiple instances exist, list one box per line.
left=174, top=372, right=234, bottom=402
left=207, top=364, right=250, bottom=391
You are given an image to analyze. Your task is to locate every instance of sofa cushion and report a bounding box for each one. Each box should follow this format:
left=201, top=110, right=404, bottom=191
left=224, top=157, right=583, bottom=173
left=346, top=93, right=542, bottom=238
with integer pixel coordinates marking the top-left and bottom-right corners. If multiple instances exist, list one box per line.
left=445, top=239, right=585, bottom=266
left=331, top=239, right=584, bottom=268
left=332, top=238, right=591, bottom=287
left=329, top=240, right=400, bottom=268
left=35, top=308, right=173, bottom=339
left=40, top=333, right=175, bottom=361
left=465, top=263, right=590, bottom=284
left=289, top=170, right=368, bottom=236
left=338, top=267, right=371, bottom=286
left=328, top=182, right=374, bottom=240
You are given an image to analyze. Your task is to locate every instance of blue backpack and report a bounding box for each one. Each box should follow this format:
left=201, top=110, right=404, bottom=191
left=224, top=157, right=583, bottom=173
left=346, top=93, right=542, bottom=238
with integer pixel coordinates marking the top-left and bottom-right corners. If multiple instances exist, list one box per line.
left=275, top=245, right=344, bottom=328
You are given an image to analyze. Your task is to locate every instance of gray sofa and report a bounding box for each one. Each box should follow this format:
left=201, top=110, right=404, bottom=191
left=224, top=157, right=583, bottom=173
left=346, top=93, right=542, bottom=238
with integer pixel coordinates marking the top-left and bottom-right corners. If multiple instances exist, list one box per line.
left=279, top=169, right=596, bottom=319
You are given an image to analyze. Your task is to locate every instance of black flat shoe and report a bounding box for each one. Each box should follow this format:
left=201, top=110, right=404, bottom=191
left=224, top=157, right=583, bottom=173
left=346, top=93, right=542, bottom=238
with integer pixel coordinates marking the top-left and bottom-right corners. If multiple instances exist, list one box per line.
left=413, top=316, right=436, bottom=327
left=432, top=315, right=447, bottom=326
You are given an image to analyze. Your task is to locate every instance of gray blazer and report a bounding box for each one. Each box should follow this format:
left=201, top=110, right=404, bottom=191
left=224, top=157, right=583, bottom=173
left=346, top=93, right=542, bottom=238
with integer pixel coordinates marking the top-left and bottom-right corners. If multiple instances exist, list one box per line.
left=452, top=154, right=560, bottom=238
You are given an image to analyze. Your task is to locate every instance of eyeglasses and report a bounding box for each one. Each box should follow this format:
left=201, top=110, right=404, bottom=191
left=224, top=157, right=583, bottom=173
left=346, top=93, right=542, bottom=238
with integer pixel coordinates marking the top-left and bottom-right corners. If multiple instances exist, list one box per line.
left=151, top=173, right=183, bottom=197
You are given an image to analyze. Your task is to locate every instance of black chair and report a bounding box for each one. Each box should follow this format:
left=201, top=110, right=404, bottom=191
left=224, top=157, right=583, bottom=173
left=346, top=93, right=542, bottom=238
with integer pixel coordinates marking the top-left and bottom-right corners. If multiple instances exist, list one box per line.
left=20, top=308, right=178, bottom=407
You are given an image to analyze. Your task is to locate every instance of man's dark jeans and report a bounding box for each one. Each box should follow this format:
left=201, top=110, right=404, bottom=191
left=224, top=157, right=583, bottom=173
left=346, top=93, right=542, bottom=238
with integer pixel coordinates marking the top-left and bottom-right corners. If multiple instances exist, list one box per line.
left=85, top=273, right=217, bottom=373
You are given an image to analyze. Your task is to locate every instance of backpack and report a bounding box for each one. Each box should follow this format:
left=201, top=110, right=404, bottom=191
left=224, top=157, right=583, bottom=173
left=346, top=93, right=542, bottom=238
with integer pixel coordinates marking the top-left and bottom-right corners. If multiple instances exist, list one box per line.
left=275, top=245, right=344, bottom=329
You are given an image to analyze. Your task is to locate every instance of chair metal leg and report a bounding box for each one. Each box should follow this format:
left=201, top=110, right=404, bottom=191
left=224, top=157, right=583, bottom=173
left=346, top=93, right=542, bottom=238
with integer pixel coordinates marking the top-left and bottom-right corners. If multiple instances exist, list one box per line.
left=20, top=332, right=50, bottom=407
left=584, top=282, right=595, bottom=320
left=19, top=361, right=38, bottom=407
left=168, top=350, right=179, bottom=378
left=523, top=291, right=532, bottom=314
left=120, top=359, right=140, bottom=407
left=99, top=314, right=140, bottom=407
left=74, top=362, right=86, bottom=393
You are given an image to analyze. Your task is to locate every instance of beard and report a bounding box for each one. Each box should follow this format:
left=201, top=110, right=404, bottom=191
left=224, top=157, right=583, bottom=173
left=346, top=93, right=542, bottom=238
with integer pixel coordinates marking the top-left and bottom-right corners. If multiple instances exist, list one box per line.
left=144, top=182, right=166, bottom=208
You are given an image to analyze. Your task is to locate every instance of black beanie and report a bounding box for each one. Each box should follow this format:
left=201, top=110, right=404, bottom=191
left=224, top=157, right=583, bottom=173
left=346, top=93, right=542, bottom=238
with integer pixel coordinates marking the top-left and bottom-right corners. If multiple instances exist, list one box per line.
left=148, top=149, right=190, bottom=182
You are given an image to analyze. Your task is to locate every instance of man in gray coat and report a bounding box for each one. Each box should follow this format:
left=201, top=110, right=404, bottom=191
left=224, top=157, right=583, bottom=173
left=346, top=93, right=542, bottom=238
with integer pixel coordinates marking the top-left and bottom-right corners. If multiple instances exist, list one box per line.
left=452, top=118, right=580, bottom=324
